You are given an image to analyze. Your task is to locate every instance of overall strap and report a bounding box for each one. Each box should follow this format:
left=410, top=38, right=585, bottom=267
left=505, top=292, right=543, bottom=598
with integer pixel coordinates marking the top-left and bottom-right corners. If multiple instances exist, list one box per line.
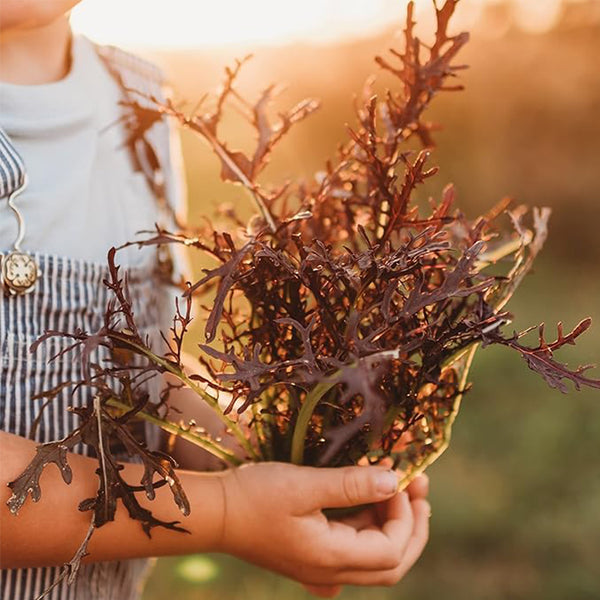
left=95, top=43, right=185, bottom=283
left=1, top=47, right=178, bottom=214
left=95, top=44, right=175, bottom=218
left=0, top=128, right=27, bottom=199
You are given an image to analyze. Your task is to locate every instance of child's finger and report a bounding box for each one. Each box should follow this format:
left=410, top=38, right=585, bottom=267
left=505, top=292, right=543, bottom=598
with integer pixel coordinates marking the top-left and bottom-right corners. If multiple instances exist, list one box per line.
left=326, top=501, right=429, bottom=588
left=303, top=466, right=399, bottom=511
left=325, top=520, right=408, bottom=571
left=383, top=489, right=414, bottom=527
left=381, top=490, right=415, bottom=559
left=336, top=507, right=378, bottom=531
left=395, top=497, right=431, bottom=579
left=323, top=491, right=414, bottom=571
left=405, top=473, right=429, bottom=500
left=374, top=473, right=428, bottom=525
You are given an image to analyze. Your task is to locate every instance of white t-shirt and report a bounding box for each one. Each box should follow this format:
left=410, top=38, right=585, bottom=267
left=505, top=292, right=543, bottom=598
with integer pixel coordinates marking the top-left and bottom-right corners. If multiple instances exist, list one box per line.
left=0, top=35, right=181, bottom=268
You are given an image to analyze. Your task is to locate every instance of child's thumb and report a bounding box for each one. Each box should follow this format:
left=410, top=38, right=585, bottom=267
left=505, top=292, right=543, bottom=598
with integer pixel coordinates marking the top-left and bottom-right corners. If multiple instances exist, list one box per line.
left=307, top=466, right=399, bottom=510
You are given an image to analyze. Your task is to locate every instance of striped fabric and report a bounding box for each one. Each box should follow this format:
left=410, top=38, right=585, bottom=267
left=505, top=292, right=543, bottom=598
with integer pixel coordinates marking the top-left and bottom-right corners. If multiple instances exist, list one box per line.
left=1, top=45, right=179, bottom=600
left=0, top=128, right=26, bottom=199
left=0, top=254, right=167, bottom=600
left=0, top=556, right=156, bottom=600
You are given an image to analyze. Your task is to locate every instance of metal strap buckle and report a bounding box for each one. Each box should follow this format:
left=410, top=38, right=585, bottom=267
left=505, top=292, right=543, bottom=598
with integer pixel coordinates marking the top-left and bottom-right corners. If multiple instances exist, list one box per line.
left=2, top=175, right=39, bottom=296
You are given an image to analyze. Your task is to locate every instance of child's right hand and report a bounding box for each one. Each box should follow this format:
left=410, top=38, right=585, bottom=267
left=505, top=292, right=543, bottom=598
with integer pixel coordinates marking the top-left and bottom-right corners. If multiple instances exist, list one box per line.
left=216, top=462, right=430, bottom=590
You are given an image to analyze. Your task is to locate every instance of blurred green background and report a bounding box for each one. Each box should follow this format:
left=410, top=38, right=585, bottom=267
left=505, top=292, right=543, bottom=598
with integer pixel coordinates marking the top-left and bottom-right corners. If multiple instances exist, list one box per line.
left=142, top=3, right=600, bottom=598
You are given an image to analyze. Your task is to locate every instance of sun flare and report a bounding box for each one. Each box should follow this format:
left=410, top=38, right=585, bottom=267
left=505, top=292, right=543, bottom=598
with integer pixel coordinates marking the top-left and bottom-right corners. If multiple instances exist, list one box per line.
left=71, top=0, right=409, bottom=48
left=70, top=0, right=573, bottom=49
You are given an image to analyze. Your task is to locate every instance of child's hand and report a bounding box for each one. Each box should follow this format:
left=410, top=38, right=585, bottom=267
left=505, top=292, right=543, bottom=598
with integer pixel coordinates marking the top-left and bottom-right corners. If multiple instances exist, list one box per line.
left=217, top=463, right=431, bottom=588
left=303, top=474, right=430, bottom=597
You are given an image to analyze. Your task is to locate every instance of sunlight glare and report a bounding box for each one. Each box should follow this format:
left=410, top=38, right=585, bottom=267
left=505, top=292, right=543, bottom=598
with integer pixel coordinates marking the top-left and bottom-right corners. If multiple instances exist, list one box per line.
left=71, top=0, right=576, bottom=48
left=511, top=0, right=563, bottom=33
left=71, top=0, right=409, bottom=48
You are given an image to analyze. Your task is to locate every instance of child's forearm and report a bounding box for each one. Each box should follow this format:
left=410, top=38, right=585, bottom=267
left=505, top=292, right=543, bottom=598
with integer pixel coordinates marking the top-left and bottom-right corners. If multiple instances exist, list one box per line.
left=1, top=431, right=432, bottom=587
left=0, top=431, right=225, bottom=569
left=164, top=354, right=244, bottom=471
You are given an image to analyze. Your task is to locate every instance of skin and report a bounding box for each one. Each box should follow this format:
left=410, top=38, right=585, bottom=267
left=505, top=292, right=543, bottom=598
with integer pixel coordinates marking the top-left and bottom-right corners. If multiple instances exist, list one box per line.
left=0, top=430, right=430, bottom=592
left=0, top=3, right=432, bottom=595
left=0, top=0, right=81, bottom=31
left=304, top=475, right=430, bottom=597
left=168, top=364, right=430, bottom=596
left=0, top=1, right=81, bottom=84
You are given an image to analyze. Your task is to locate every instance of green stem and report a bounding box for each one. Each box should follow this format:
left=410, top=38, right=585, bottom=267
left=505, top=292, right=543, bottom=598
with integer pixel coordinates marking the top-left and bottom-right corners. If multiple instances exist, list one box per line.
left=107, top=398, right=242, bottom=466
left=441, top=342, right=477, bottom=370
left=290, top=380, right=336, bottom=465
left=109, top=333, right=258, bottom=460
left=251, top=401, right=270, bottom=461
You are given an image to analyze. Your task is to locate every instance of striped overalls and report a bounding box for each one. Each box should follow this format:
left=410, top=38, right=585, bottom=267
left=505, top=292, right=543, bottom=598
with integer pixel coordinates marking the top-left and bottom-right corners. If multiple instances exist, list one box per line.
left=1, top=45, right=177, bottom=600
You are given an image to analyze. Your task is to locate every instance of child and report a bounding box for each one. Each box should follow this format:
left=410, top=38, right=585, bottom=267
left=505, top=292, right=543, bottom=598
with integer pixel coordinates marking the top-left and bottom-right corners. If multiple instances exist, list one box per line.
left=0, top=2, right=430, bottom=598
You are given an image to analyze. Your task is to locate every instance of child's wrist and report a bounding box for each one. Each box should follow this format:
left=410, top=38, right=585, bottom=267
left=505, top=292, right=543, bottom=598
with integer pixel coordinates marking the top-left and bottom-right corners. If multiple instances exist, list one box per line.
left=180, top=469, right=229, bottom=553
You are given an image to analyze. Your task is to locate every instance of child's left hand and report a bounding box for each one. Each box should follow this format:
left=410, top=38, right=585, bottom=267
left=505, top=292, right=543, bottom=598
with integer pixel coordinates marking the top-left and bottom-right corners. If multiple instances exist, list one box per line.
left=303, top=474, right=430, bottom=598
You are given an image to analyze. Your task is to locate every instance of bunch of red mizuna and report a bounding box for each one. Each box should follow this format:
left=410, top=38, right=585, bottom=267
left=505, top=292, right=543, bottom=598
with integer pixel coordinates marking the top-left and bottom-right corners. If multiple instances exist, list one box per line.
left=7, top=0, right=600, bottom=585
